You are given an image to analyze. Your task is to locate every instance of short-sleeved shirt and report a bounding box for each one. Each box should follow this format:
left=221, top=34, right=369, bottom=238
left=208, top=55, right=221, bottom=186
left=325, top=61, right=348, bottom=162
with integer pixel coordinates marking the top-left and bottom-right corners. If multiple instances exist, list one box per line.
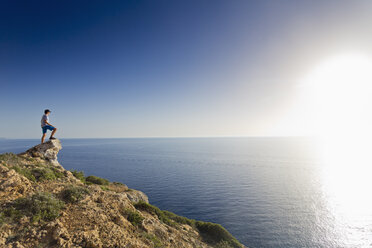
left=41, top=115, right=49, bottom=127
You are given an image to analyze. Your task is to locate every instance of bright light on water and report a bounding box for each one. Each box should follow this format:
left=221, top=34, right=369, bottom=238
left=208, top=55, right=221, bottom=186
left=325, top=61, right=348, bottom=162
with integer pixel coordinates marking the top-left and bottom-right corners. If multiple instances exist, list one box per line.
left=319, top=137, right=372, bottom=247
left=300, top=53, right=372, bottom=247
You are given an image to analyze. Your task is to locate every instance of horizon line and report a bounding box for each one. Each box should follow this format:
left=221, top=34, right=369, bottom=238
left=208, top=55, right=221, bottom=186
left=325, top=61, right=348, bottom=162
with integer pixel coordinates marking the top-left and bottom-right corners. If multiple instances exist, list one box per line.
left=1, top=135, right=313, bottom=140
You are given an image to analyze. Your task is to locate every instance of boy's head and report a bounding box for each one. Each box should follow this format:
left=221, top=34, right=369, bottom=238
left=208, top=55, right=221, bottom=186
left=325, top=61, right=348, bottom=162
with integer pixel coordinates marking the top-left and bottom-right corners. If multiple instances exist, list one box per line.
left=44, top=109, right=51, bottom=115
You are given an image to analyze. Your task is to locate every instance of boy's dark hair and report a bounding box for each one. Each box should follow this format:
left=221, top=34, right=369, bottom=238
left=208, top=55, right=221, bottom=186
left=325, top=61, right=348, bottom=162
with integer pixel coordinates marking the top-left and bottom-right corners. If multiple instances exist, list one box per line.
left=44, top=109, right=51, bottom=114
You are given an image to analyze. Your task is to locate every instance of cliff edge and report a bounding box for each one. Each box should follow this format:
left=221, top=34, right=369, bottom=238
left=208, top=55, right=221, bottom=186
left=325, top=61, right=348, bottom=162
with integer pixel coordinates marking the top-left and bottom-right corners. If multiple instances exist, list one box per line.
left=0, top=139, right=245, bottom=248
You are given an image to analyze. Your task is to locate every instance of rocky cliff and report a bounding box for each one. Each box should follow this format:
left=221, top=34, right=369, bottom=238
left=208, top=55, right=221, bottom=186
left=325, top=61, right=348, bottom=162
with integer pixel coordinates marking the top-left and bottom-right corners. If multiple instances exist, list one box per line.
left=0, top=140, right=245, bottom=248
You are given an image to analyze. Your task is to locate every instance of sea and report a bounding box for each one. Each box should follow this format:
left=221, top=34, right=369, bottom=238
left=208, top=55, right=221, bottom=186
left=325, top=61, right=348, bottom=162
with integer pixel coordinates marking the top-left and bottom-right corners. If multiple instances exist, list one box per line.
left=0, top=137, right=371, bottom=248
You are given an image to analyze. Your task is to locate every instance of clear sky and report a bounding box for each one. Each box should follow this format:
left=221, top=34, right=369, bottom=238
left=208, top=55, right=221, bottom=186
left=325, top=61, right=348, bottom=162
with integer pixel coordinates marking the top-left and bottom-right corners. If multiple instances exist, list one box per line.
left=1, top=0, right=371, bottom=138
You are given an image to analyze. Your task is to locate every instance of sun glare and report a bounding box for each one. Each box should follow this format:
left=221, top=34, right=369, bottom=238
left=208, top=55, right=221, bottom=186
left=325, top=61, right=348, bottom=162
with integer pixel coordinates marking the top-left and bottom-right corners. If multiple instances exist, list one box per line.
left=299, top=53, right=372, bottom=159
left=300, top=52, right=372, bottom=177
left=300, top=53, right=372, bottom=138
left=299, top=53, right=372, bottom=245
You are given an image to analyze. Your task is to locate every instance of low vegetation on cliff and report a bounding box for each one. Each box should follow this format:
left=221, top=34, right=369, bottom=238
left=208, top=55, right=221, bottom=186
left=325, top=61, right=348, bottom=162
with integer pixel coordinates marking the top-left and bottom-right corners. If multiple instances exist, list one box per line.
left=0, top=140, right=245, bottom=248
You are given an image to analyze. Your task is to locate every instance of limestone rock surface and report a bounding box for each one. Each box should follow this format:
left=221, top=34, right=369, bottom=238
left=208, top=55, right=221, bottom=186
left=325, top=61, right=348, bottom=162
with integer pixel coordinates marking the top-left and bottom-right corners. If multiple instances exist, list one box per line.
left=19, top=139, right=62, bottom=165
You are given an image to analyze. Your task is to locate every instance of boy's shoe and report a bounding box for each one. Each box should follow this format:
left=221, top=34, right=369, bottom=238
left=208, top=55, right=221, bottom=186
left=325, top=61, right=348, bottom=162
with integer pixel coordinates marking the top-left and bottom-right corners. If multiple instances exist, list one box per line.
left=49, top=137, right=57, bottom=140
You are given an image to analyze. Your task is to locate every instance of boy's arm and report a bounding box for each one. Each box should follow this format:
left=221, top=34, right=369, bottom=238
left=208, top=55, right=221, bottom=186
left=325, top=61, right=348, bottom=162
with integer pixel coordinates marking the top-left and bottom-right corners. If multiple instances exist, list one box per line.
left=44, top=120, right=54, bottom=127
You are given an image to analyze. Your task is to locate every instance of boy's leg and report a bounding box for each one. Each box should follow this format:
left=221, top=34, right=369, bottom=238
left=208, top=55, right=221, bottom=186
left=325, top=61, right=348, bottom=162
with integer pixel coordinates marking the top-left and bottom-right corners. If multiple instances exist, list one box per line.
left=41, top=133, right=46, bottom=143
left=50, top=127, right=57, bottom=138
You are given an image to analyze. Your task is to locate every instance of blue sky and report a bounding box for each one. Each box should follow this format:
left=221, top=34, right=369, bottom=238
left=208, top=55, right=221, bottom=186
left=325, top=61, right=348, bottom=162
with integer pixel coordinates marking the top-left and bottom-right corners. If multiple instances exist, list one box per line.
left=1, top=0, right=371, bottom=138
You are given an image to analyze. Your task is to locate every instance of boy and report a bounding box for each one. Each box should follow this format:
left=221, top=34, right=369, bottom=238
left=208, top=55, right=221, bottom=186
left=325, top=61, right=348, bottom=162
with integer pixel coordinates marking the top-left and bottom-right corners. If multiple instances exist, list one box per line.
left=41, top=109, right=57, bottom=143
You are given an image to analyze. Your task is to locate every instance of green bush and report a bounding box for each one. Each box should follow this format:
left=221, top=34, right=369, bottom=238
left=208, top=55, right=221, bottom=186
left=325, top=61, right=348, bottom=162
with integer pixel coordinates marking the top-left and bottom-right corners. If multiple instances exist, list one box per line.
left=70, top=170, right=86, bottom=182
left=85, top=175, right=109, bottom=185
left=23, top=156, right=35, bottom=162
left=162, top=210, right=194, bottom=225
left=134, top=201, right=174, bottom=226
left=122, top=208, right=144, bottom=226
left=12, top=166, right=36, bottom=182
left=0, top=153, right=22, bottom=166
left=215, top=240, right=237, bottom=248
left=134, top=201, right=243, bottom=248
left=0, top=212, right=4, bottom=225
left=31, top=167, right=57, bottom=181
left=3, top=207, right=23, bottom=222
left=12, top=192, right=65, bottom=222
left=194, top=221, right=242, bottom=248
left=70, top=171, right=111, bottom=186
left=140, top=232, right=163, bottom=248
left=134, top=201, right=196, bottom=227
left=51, top=167, right=65, bottom=178
left=61, top=185, right=89, bottom=203
left=100, top=185, right=110, bottom=191
left=12, top=166, right=63, bottom=182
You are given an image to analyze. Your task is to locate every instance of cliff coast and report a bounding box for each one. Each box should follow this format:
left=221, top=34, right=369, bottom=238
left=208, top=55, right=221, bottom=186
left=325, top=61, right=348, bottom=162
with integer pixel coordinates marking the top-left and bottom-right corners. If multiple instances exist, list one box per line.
left=0, top=139, right=244, bottom=248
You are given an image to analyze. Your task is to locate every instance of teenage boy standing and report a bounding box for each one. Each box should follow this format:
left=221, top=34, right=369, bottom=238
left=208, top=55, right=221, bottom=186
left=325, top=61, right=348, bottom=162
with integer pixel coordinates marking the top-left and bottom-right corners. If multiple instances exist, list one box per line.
left=41, top=109, right=57, bottom=143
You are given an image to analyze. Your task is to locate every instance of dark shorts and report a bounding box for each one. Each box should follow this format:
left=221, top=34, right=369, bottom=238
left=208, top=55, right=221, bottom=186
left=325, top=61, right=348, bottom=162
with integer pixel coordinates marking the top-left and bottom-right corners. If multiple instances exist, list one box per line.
left=42, top=125, right=55, bottom=134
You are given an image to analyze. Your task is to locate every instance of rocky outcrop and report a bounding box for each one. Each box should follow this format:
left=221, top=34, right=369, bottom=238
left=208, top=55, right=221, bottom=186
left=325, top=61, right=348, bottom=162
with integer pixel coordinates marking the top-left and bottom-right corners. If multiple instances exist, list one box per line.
left=0, top=165, right=34, bottom=201
left=19, top=139, right=62, bottom=166
left=126, top=189, right=149, bottom=203
left=0, top=140, right=245, bottom=248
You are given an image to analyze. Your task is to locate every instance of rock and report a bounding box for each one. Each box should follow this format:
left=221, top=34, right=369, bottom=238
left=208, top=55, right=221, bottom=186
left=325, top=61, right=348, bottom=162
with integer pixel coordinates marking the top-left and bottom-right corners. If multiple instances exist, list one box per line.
left=125, top=189, right=149, bottom=203
left=19, top=139, right=62, bottom=165
left=53, top=220, right=70, bottom=240
left=0, top=165, right=33, bottom=200
left=12, top=242, right=24, bottom=248
left=82, top=229, right=102, bottom=248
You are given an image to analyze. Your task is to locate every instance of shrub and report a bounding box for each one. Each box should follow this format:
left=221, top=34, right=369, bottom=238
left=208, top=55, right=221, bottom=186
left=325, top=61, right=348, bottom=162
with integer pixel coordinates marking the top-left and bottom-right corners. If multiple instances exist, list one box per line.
left=134, top=201, right=198, bottom=227
left=51, top=167, right=64, bottom=178
left=100, top=185, right=110, bottom=191
left=135, top=201, right=243, bottom=248
left=0, top=212, right=4, bottom=225
left=134, top=201, right=174, bottom=226
left=140, top=232, right=163, bottom=248
left=31, top=167, right=57, bottom=181
left=215, top=240, right=237, bottom=248
left=162, top=210, right=194, bottom=226
left=0, top=153, right=22, bottom=166
left=12, top=192, right=65, bottom=222
left=23, top=156, right=35, bottom=162
left=85, top=175, right=109, bottom=185
left=61, top=185, right=89, bottom=203
left=3, top=207, right=23, bottom=222
left=194, top=221, right=242, bottom=248
left=69, top=171, right=111, bottom=186
left=122, top=208, right=144, bottom=226
left=12, top=166, right=36, bottom=182
left=12, top=166, right=63, bottom=182
left=70, top=170, right=86, bottom=182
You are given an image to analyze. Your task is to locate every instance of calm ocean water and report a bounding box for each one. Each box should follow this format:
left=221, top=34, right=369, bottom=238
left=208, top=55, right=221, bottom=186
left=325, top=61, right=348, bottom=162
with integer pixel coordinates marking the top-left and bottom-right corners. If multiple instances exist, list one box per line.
left=0, top=137, right=371, bottom=248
